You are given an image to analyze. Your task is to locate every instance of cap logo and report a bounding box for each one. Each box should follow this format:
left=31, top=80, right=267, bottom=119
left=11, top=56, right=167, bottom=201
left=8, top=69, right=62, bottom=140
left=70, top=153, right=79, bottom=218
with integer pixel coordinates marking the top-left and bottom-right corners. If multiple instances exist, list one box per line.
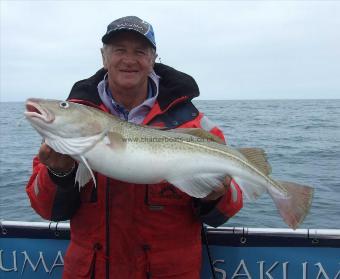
left=117, top=23, right=146, bottom=33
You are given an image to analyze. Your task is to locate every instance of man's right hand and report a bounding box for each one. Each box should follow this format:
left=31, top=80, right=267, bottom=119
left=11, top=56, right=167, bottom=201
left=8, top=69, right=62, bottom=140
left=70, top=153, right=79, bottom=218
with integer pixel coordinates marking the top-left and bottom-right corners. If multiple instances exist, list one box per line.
left=38, top=143, right=75, bottom=173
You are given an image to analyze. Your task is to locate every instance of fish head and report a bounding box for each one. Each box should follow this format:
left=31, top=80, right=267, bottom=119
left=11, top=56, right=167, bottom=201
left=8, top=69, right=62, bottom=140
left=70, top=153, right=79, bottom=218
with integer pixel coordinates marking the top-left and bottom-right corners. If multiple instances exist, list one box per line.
left=24, top=98, right=108, bottom=139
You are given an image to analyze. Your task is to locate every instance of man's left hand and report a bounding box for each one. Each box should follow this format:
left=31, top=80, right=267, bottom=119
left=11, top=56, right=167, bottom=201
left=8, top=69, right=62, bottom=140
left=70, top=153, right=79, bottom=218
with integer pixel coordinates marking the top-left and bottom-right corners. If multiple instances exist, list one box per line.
left=201, top=176, right=232, bottom=201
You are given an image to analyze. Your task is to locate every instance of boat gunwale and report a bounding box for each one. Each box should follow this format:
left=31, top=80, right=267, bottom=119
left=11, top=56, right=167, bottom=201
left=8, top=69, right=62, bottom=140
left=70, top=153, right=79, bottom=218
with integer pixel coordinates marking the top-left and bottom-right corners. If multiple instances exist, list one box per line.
left=1, top=220, right=340, bottom=242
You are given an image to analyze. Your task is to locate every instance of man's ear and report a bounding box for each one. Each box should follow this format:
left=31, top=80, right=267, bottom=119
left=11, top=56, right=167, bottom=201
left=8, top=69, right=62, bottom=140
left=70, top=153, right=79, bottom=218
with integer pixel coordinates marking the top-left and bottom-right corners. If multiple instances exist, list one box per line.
left=101, top=48, right=108, bottom=69
left=152, top=53, right=158, bottom=67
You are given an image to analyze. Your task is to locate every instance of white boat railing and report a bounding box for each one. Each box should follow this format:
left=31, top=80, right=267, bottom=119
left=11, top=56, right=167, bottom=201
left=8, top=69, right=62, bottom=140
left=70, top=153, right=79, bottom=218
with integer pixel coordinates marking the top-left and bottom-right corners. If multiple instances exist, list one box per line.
left=2, top=220, right=340, bottom=239
left=206, top=226, right=340, bottom=239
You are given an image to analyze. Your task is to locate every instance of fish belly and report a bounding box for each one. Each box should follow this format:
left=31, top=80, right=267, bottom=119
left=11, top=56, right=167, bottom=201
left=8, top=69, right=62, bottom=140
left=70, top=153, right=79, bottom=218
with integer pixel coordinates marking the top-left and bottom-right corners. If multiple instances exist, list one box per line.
left=83, top=139, right=269, bottom=199
left=82, top=141, right=177, bottom=184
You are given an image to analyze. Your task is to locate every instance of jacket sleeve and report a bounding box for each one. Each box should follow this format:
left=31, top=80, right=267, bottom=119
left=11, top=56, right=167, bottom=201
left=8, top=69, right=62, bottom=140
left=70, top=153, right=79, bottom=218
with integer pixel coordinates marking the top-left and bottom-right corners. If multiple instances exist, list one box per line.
left=192, top=113, right=243, bottom=227
left=26, top=156, right=80, bottom=221
left=193, top=180, right=243, bottom=227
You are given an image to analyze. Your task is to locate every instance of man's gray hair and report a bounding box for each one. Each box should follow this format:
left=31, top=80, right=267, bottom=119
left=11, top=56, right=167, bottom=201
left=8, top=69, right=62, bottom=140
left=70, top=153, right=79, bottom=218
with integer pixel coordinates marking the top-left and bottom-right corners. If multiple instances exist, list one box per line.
left=101, top=44, right=157, bottom=57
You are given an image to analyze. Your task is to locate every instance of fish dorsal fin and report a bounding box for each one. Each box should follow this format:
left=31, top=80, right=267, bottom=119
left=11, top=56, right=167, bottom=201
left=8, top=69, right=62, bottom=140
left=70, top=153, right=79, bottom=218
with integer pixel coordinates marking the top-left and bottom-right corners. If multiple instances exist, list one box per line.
left=237, top=148, right=272, bottom=175
left=169, top=128, right=225, bottom=144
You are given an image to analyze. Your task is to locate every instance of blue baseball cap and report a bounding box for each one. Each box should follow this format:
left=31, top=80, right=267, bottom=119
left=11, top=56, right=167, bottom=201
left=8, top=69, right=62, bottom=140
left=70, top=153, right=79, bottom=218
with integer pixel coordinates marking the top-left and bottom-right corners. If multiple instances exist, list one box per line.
left=102, top=16, right=156, bottom=49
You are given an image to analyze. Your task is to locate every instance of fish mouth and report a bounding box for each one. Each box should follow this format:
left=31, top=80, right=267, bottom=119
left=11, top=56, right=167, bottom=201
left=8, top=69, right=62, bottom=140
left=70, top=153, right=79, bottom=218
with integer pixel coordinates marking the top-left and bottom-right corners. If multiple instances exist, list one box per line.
left=24, top=98, right=55, bottom=123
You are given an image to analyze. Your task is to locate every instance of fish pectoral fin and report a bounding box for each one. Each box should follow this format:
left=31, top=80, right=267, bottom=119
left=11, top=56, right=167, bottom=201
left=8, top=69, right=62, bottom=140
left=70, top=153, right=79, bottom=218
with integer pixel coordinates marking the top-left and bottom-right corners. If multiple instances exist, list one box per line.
left=270, top=180, right=314, bottom=230
left=237, top=148, right=272, bottom=175
left=75, top=156, right=97, bottom=189
left=45, top=131, right=107, bottom=156
left=104, top=131, right=126, bottom=150
left=232, top=176, right=266, bottom=201
left=166, top=174, right=226, bottom=198
left=169, top=128, right=225, bottom=144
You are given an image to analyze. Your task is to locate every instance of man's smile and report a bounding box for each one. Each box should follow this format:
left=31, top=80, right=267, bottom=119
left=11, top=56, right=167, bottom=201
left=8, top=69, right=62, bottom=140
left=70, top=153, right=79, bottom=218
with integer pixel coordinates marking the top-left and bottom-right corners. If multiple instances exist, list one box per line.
left=120, top=69, right=139, bottom=73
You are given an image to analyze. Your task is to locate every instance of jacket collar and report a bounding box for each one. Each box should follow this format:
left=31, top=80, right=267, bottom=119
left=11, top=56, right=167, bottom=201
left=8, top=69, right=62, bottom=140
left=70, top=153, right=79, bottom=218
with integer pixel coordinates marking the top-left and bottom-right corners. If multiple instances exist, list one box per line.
left=153, top=63, right=200, bottom=111
left=68, top=63, right=200, bottom=112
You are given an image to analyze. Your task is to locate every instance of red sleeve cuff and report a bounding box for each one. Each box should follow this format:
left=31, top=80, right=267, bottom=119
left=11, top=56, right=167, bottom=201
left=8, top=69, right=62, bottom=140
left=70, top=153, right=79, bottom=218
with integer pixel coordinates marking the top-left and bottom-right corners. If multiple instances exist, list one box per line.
left=216, top=179, right=243, bottom=217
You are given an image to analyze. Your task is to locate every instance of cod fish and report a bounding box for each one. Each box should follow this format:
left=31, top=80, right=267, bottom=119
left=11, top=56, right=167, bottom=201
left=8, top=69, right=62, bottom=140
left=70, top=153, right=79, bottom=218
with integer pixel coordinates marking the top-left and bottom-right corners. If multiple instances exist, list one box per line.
left=25, top=98, right=314, bottom=229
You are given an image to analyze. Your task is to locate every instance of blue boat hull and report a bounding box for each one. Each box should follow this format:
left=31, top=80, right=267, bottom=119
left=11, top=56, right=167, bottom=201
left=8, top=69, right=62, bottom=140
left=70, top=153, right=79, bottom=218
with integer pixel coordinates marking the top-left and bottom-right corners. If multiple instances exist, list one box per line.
left=1, top=221, right=339, bottom=278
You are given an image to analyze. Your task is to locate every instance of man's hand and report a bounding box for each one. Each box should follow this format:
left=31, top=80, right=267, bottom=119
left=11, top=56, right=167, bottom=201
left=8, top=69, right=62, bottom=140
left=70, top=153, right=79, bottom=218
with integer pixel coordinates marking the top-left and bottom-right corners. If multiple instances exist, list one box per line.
left=201, top=176, right=232, bottom=201
left=38, top=143, right=75, bottom=173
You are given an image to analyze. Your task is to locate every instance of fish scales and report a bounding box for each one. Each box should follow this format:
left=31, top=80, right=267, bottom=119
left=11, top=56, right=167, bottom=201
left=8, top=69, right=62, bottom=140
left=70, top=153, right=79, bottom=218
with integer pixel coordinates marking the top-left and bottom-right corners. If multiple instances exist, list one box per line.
left=125, top=125, right=287, bottom=195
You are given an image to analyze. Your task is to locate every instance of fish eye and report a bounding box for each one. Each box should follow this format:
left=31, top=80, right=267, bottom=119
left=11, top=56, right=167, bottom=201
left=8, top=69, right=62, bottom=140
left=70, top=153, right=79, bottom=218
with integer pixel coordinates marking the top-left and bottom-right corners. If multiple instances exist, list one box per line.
left=59, top=101, right=69, bottom=109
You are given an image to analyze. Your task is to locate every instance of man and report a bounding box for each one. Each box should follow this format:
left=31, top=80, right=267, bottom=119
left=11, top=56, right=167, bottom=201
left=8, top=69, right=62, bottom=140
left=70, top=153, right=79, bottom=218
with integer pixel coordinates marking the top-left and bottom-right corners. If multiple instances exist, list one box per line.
left=26, top=16, right=243, bottom=279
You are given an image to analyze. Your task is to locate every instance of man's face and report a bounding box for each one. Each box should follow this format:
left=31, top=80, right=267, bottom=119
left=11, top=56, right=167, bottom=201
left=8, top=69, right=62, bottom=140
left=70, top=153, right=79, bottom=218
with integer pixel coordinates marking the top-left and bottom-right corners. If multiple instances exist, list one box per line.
left=102, top=32, right=156, bottom=92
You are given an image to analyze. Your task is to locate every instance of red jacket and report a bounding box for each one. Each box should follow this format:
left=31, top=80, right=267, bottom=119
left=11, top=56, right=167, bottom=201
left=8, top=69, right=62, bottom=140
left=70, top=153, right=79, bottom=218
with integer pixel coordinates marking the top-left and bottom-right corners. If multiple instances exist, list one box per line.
left=26, top=64, right=243, bottom=279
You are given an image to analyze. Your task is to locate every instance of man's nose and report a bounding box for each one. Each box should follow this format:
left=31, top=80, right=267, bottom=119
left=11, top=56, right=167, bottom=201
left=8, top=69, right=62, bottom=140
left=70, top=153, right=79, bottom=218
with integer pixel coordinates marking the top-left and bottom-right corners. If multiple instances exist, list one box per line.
left=121, top=52, right=138, bottom=63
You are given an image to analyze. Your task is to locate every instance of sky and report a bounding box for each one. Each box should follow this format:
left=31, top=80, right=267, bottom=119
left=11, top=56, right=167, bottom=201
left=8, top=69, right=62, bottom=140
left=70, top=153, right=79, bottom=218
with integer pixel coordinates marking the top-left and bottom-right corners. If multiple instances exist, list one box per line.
left=1, top=0, right=339, bottom=102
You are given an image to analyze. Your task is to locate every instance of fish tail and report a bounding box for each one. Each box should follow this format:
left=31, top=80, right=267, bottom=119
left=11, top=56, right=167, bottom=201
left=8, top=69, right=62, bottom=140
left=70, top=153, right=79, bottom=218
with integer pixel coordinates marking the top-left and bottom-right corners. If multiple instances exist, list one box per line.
left=269, top=181, right=314, bottom=230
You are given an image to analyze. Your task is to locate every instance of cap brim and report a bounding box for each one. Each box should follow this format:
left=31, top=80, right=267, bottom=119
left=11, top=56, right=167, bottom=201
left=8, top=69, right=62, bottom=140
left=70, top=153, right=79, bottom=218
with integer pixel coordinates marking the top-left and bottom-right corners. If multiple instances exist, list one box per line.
left=101, top=29, right=156, bottom=49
